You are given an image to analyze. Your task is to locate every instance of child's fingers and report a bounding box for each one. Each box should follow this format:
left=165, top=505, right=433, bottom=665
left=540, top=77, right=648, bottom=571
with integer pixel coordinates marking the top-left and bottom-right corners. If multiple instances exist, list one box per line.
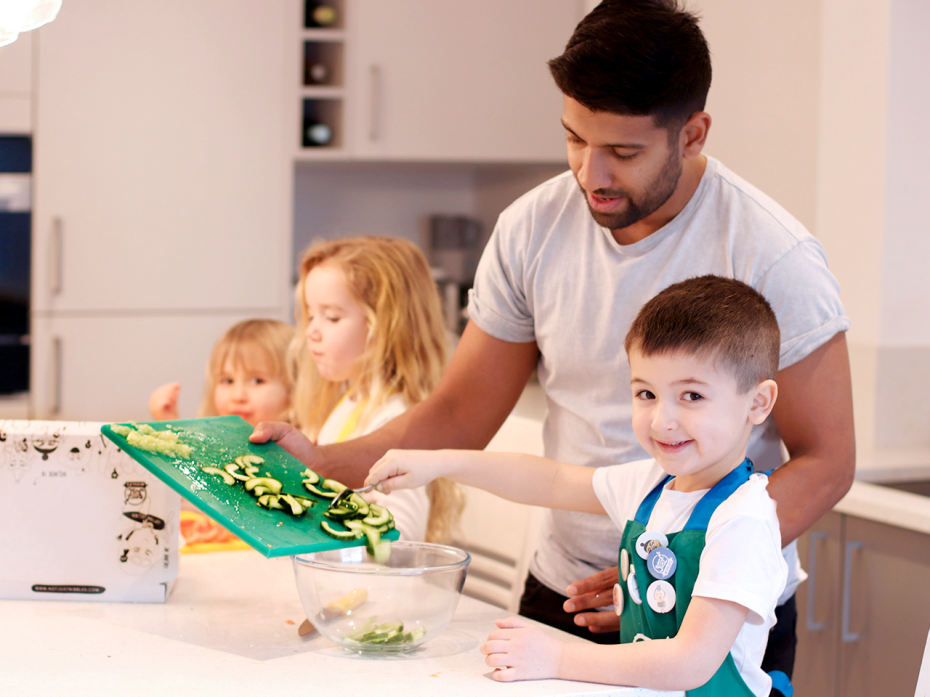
left=484, top=651, right=514, bottom=669
left=490, top=667, right=520, bottom=683
left=494, top=616, right=529, bottom=629
left=480, top=639, right=512, bottom=655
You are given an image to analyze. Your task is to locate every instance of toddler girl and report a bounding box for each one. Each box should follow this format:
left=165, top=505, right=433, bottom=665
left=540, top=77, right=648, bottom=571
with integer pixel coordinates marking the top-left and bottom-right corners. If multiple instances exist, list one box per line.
left=291, top=236, right=462, bottom=543
left=149, top=319, right=295, bottom=426
left=148, top=318, right=295, bottom=552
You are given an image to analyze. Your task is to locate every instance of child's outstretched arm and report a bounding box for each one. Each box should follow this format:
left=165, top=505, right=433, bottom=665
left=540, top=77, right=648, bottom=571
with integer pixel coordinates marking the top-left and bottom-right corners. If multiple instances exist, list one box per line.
left=365, top=449, right=605, bottom=515
left=149, top=382, right=181, bottom=421
left=482, top=595, right=748, bottom=689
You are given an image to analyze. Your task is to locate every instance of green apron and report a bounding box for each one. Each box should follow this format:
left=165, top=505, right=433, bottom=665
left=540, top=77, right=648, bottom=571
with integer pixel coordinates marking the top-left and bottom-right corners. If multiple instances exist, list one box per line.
left=617, top=459, right=767, bottom=696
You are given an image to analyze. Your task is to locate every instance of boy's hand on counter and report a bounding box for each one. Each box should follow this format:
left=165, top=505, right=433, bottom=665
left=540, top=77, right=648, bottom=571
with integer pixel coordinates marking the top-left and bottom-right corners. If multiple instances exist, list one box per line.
left=149, top=382, right=181, bottom=421
left=250, top=422, right=317, bottom=465
left=481, top=616, right=562, bottom=681
left=564, top=567, right=622, bottom=633
left=365, top=449, right=440, bottom=493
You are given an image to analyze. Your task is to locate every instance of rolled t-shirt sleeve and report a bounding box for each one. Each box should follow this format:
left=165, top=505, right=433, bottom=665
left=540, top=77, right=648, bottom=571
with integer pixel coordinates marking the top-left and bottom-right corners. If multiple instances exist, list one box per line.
left=758, top=239, right=851, bottom=370
left=467, top=210, right=537, bottom=343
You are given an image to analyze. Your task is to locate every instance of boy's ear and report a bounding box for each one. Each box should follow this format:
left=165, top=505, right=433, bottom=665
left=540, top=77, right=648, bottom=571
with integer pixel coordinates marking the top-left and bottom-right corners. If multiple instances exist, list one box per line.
left=748, top=379, right=778, bottom=425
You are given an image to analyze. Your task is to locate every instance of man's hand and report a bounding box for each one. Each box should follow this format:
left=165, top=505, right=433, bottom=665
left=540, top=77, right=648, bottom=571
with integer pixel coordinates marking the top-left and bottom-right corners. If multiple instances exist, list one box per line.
left=564, top=567, right=621, bottom=633
left=481, top=616, right=563, bottom=682
left=149, top=382, right=180, bottom=421
left=250, top=421, right=317, bottom=465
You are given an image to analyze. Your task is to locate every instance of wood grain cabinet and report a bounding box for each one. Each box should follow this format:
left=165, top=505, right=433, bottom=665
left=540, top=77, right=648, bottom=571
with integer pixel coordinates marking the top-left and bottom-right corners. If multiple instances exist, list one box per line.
left=795, top=508, right=930, bottom=697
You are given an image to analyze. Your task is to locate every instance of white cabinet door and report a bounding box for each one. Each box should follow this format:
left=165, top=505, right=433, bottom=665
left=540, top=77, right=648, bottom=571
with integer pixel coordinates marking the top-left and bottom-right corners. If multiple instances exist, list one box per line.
left=0, top=32, right=33, bottom=134
left=32, top=0, right=290, bottom=313
left=30, top=312, right=275, bottom=422
left=348, top=0, right=580, bottom=162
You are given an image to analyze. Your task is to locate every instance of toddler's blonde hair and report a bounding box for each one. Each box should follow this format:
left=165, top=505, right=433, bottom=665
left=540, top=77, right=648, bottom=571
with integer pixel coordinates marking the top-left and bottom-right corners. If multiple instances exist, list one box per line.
left=292, top=236, right=462, bottom=543
left=199, top=319, right=296, bottom=421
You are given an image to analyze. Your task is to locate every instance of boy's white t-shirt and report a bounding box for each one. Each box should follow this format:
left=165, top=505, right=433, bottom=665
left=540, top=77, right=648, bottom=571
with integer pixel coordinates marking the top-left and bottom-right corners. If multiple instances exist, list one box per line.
left=593, top=459, right=788, bottom=697
left=317, top=394, right=430, bottom=542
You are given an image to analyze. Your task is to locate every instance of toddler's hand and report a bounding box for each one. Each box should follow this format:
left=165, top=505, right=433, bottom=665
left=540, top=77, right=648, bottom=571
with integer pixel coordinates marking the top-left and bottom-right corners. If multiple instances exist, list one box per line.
left=481, top=616, right=563, bottom=682
left=149, top=382, right=181, bottom=421
left=365, top=449, right=437, bottom=493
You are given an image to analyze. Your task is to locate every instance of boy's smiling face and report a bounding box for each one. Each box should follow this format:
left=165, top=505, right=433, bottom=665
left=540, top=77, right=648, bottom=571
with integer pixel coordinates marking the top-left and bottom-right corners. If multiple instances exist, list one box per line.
left=629, top=347, right=777, bottom=492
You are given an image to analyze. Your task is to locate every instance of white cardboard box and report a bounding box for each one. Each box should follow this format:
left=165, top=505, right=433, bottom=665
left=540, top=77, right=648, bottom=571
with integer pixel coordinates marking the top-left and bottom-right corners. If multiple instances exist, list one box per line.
left=0, top=420, right=180, bottom=602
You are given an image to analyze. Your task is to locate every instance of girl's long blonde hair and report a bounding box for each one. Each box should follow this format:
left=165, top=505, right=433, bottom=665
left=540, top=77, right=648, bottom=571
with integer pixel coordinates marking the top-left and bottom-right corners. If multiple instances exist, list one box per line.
left=292, top=236, right=463, bottom=543
left=199, top=319, right=296, bottom=421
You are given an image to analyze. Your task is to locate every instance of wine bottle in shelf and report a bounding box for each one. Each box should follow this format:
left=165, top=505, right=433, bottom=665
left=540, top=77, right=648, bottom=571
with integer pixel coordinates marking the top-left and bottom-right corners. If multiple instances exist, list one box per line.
left=304, top=60, right=329, bottom=85
left=302, top=118, right=333, bottom=147
left=305, top=2, right=338, bottom=28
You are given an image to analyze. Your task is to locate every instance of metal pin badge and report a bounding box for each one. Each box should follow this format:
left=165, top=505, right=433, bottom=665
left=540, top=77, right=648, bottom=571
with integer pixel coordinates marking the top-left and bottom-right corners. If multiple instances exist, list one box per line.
left=635, top=531, right=668, bottom=560
left=647, top=545, right=677, bottom=580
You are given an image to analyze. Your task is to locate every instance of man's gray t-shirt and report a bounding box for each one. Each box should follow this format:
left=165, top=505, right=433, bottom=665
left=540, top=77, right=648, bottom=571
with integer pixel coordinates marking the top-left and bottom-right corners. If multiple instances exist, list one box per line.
left=467, top=156, right=850, bottom=602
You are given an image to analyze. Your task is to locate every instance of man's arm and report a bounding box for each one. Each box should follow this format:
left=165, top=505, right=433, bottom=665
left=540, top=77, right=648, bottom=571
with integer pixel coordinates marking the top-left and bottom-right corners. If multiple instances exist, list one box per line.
left=767, top=331, right=855, bottom=543
left=251, top=321, right=540, bottom=487
left=563, top=331, right=856, bottom=630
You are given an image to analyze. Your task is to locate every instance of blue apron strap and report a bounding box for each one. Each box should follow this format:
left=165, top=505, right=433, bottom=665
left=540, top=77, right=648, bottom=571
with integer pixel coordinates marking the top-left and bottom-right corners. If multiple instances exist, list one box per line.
left=768, top=669, right=793, bottom=697
left=633, top=473, right=674, bottom=526
left=682, top=459, right=754, bottom=531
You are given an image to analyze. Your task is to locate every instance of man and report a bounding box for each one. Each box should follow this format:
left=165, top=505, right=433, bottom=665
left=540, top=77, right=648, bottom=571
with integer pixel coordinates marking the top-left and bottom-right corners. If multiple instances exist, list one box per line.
left=254, top=0, right=854, bottom=683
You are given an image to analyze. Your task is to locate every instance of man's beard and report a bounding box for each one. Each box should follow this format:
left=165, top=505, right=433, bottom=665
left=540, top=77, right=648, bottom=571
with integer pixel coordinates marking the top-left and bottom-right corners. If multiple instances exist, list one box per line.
left=580, top=149, right=683, bottom=232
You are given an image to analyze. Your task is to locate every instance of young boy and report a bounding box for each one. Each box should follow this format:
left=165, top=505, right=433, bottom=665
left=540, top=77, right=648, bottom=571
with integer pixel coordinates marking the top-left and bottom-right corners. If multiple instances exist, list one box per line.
left=365, top=275, right=789, bottom=696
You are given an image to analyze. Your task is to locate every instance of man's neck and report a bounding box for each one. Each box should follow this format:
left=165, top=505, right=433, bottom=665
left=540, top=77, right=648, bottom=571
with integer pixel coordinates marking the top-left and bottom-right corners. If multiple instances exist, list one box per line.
left=611, top=155, right=708, bottom=246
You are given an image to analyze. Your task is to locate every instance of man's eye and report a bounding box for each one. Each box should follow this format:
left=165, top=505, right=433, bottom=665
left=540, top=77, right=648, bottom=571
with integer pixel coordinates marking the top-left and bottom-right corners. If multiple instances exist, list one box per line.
left=683, top=392, right=703, bottom=402
left=612, top=150, right=638, bottom=161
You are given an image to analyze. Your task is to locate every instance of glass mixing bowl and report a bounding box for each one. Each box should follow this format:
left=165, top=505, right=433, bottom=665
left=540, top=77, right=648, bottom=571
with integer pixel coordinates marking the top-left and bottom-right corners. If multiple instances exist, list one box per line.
left=292, top=541, right=470, bottom=653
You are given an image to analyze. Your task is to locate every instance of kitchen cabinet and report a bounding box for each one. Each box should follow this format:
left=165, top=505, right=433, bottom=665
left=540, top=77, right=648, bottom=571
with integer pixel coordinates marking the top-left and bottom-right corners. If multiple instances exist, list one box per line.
left=794, top=487, right=930, bottom=697
left=29, top=313, right=265, bottom=421
left=294, top=0, right=582, bottom=162
left=32, top=0, right=291, bottom=313
left=29, top=0, right=292, bottom=420
left=0, top=33, right=33, bottom=134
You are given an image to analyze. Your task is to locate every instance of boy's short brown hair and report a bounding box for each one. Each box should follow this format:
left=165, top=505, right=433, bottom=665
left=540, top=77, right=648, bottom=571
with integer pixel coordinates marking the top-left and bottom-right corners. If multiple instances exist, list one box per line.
left=624, top=275, right=780, bottom=392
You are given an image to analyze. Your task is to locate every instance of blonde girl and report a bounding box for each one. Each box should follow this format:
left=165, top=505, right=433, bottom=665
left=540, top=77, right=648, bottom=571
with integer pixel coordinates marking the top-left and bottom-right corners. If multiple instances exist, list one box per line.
left=149, top=319, right=295, bottom=426
left=291, top=236, right=463, bottom=543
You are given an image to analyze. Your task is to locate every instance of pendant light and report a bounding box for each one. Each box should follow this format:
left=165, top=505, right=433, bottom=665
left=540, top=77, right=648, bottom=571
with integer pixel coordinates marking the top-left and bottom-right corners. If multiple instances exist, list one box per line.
left=0, top=0, right=62, bottom=48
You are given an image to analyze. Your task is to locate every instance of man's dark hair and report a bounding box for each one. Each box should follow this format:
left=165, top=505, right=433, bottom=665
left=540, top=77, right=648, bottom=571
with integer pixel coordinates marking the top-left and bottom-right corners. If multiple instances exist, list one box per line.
left=548, top=0, right=712, bottom=131
left=624, top=276, right=781, bottom=393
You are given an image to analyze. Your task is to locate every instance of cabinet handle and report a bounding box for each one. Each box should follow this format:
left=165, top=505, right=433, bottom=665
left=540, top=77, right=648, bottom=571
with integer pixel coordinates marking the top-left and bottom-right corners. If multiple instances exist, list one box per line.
left=369, top=64, right=381, bottom=141
left=841, top=540, right=862, bottom=642
left=49, top=336, right=62, bottom=416
left=806, top=531, right=828, bottom=631
left=50, top=216, right=63, bottom=295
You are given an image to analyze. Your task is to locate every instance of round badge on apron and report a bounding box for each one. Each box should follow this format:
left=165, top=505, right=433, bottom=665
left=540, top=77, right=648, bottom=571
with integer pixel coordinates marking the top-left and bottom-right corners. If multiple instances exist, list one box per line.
left=627, top=566, right=642, bottom=605
left=635, top=531, right=668, bottom=560
left=620, top=548, right=630, bottom=582
left=612, top=582, right=624, bottom=616
left=646, top=580, right=676, bottom=614
left=647, top=545, right=677, bottom=580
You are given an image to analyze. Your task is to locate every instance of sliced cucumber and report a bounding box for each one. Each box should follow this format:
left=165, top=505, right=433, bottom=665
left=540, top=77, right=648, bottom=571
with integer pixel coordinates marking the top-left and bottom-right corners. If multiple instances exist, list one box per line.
left=244, top=477, right=282, bottom=495
left=201, top=466, right=236, bottom=486
left=301, top=468, right=321, bottom=485
left=321, top=520, right=362, bottom=540
left=258, top=493, right=284, bottom=509
left=223, top=463, right=251, bottom=482
left=363, top=504, right=391, bottom=527
left=322, top=479, right=347, bottom=494
left=280, top=493, right=305, bottom=516
left=304, top=481, right=338, bottom=498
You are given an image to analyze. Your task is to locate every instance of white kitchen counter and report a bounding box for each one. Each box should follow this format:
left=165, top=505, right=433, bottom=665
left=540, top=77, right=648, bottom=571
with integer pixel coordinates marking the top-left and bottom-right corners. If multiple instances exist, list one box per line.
left=1, top=550, right=679, bottom=697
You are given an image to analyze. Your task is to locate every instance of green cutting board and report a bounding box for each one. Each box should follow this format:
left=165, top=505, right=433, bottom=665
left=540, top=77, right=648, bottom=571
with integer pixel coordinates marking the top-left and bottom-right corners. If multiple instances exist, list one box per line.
left=101, top=416, right=398, bottom=558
